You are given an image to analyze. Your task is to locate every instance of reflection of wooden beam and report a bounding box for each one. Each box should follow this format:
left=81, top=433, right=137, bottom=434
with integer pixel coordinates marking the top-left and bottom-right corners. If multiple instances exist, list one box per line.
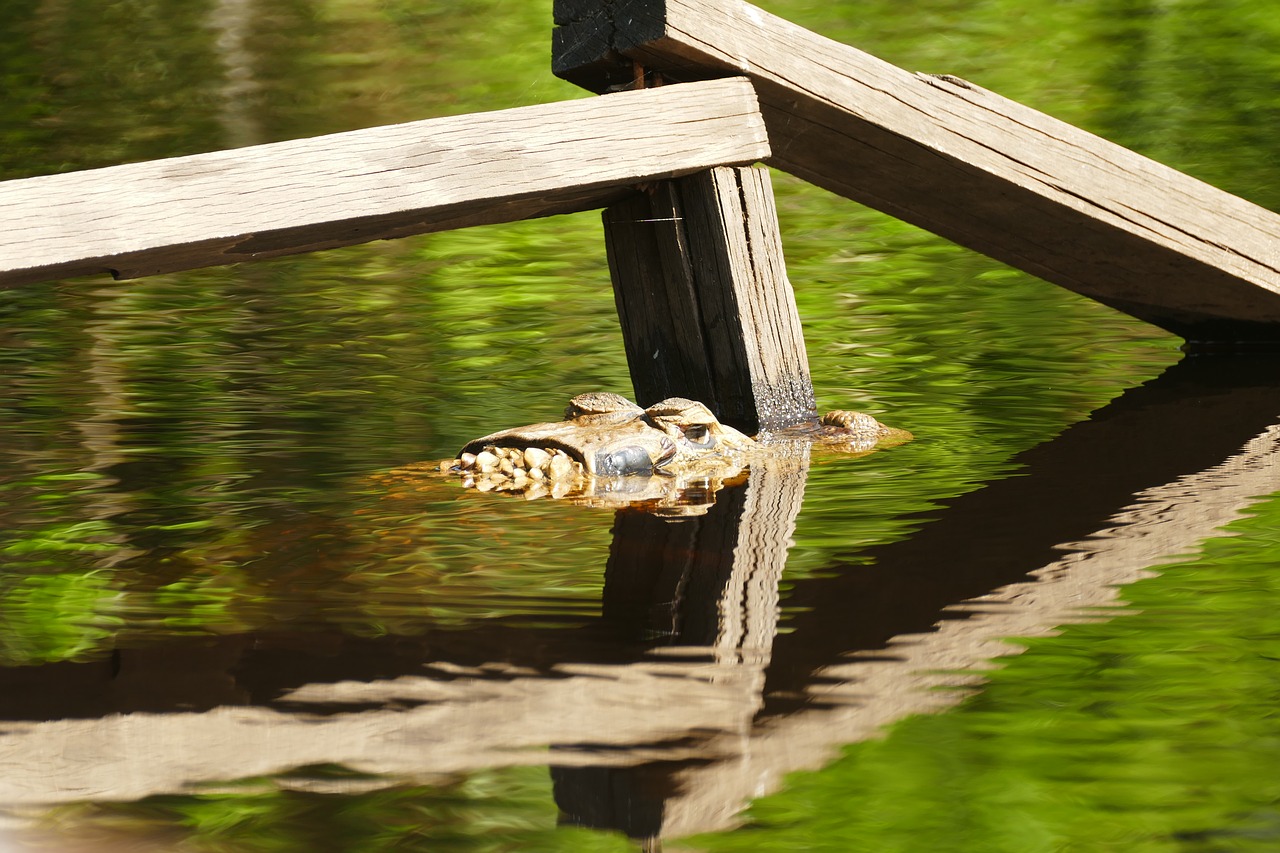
left=0, top=660, right=758, bottom=806
left=555, top=0, right=1280, bottom=341
left=657, top=409, right=1280, bottom=838
left=206, top=0, right=263, bottom=148
left=1, top=408, right=1270, bottom=815
left=9, top=364, right=1279, bottom=833
left=4, top=387, right=1278, bottom=833
left=768, top=355, right=1280, bottom=696
left=0, top=78, right=767, bottom=285
left=0, top=461, right=808, bottom=810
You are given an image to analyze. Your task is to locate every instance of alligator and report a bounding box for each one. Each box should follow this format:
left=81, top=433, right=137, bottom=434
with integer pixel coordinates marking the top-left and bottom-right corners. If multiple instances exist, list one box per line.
left=438, top=392, right=910, bottom=513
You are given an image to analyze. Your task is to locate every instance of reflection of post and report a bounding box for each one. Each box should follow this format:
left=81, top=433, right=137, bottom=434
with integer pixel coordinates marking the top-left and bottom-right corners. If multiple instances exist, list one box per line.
left=714, top=453, right=809, bottom=660
left=601, top=453, right=807, bottom=654
left=74, top=288, right=143, bottom=568
left=206, top=0, right=262, bottom=149
left=553, top=452, right=809, bottom=839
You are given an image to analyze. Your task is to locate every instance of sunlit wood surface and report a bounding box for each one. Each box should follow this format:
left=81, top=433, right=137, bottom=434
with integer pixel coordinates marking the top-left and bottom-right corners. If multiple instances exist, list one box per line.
left=0, top=78, right=767, bottom=286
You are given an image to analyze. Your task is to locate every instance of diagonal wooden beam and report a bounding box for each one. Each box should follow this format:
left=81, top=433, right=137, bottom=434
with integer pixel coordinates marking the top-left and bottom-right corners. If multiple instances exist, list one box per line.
left=554, top=0, right=1280, bottom=344
left=0, top=78, right=768, bottom=286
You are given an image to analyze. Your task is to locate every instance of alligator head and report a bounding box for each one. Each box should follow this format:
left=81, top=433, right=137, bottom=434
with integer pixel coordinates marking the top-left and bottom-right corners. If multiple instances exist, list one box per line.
left=455, top=392, right=753, bottom=482
left=441, top=392, right=909, bottom=513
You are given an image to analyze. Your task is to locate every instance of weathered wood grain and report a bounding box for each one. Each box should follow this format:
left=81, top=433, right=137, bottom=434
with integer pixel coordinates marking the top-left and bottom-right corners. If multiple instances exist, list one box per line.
left=555, top=0, right=1280, bottom=343
left=0, top=78, right=768, bottom=286
left=603, top=166, right=815, bottom=432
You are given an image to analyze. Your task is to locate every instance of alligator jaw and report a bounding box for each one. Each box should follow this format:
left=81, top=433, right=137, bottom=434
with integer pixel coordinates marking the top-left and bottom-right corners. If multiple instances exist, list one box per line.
left=439, top=393, right=909, bottom=513
left=458, top=416, right=677, bottom=477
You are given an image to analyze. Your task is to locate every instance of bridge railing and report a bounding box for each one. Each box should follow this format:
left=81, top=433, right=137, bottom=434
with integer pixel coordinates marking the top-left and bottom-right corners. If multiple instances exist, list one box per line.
left=0, top=78, right=765, bottom=287
left=556, top=0, right=1280, bottom=345
left=5, top=1, right=1280, bottom=433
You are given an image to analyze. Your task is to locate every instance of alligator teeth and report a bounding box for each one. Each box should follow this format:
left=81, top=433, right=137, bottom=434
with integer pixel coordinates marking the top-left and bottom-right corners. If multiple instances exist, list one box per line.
left=524, top=447, right=552, bottom=470
left=450, top=444, right=585, bottom=500
left=545, top=453, right=572, bottom=480
left=473, top=450, right=500, bottom=473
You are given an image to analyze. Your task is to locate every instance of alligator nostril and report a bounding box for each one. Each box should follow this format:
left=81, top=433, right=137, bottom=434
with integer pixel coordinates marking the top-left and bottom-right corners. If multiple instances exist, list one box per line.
left=594, top=445, right=655, bottom=476
left=682, top=424, right=716, bottom=449
left=654, top=437, right=677, bottom=469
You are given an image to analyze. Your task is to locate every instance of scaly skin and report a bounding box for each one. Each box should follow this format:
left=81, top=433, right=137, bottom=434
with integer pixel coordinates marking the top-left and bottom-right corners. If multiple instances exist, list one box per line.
left=441, top=393, right=910, bottom=513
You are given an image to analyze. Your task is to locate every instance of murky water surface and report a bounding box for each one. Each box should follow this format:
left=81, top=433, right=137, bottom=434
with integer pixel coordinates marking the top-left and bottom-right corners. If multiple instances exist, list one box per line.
left=2, top=1, right=1279, bottom=850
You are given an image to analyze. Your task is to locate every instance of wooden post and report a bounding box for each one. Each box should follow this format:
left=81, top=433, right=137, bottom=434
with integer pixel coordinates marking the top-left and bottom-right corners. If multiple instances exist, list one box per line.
left=603, top=166, right=815, bottom=433
left=0, top=78, right=768, bottom=286
left=555, top=0, right=1280, bottom=344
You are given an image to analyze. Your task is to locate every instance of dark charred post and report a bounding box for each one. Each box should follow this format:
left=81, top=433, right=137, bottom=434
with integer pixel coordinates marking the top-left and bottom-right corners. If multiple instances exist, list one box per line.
left=603, top=166, right=815, bottom=433
left=556, top=0, right=1280, bottom=345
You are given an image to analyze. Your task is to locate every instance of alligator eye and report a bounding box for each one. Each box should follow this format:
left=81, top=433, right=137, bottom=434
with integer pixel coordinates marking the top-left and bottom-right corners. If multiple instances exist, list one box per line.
left=682, top=424, right=716, bottom=449
left=595, top=445, right=654, bottom=476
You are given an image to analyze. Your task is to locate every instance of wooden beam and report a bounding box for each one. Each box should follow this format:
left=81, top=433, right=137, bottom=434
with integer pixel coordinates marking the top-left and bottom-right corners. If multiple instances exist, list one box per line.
left=0, top=78, right=768, bottom=286
left=603, top=166, right=815, bottom=432
left=554, top=0, right=1280, bottom=344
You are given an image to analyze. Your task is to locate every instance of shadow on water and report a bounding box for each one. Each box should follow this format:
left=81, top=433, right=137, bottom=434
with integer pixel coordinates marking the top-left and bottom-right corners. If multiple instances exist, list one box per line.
left=3, top=354, right=1280, bottom=846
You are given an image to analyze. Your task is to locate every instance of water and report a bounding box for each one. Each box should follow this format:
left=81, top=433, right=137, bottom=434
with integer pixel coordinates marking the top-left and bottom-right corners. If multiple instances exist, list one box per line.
left=1, top=0, right=1278, bottom=850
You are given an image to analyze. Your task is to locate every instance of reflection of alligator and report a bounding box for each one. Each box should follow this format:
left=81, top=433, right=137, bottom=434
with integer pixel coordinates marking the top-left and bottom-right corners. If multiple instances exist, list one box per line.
left=441, top=393, right=910, bottom=512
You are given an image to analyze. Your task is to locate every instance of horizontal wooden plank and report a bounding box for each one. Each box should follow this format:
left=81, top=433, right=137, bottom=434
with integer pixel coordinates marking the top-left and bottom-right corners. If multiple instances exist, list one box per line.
left=554, top=0, right=1280, bottom=343
left=0, top=78, right=768, bottom=286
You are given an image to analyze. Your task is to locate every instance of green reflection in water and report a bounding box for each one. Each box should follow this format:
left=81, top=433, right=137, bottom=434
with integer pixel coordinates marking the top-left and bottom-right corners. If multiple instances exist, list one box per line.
left=0, top=213, right=627, bottom=659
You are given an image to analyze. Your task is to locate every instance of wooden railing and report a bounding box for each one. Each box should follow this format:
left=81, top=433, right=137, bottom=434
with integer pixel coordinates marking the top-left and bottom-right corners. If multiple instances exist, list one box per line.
left=555, top=0, right=1280, bottom=344
left=0, top=78, right=765, bottom=286
left=4, top=0, right=1280, bottom=436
